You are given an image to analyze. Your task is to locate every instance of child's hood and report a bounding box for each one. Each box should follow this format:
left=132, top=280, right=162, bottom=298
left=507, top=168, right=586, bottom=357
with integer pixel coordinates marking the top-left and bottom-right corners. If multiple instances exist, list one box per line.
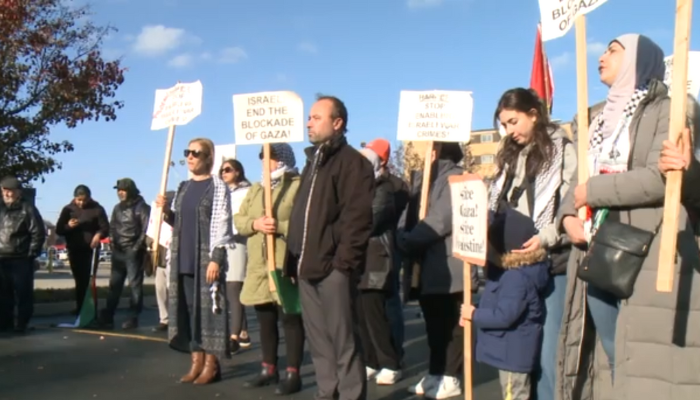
left=501, top=249, right=550, bottom=292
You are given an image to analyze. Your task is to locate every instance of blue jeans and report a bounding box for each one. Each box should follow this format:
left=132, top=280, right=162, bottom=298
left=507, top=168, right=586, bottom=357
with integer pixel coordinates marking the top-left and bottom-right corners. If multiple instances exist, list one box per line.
left=386, top=257, right=405, bottom=360
left=587, top=284, right=619, bottom=379
left=534, top=273, right=567, bottom=400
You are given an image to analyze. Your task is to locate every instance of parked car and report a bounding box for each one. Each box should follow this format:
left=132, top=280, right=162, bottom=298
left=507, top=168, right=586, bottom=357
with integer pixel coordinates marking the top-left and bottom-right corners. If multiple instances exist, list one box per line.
left=37, top=253, right=65, bottom=270
left=99, top=251, right=112, bottom=262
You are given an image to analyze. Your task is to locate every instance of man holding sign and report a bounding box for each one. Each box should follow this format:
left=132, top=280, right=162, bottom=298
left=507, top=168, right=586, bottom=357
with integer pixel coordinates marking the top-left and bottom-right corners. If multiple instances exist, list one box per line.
left=285, top=95, right=375, bottom=400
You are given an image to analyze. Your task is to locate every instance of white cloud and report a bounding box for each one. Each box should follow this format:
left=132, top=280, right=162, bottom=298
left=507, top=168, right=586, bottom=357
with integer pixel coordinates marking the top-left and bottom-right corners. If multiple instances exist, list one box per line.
left=407, top=0, right=443, bottom=8
left=218, top=47, right=248, bottom=64
left=550, top=52, right=572, bottom=69
left=167, top=53, right=193, bottom=68
left=298, top=42, right=318, bottom=54
left=587, top=41, right=607, bottom=56
left=132, top=25, right=188, bottom=56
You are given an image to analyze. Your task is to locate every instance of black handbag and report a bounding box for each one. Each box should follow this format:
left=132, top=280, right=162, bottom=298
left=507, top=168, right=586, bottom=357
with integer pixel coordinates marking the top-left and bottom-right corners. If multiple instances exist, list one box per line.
left=576, top=215, right=661, bottom=299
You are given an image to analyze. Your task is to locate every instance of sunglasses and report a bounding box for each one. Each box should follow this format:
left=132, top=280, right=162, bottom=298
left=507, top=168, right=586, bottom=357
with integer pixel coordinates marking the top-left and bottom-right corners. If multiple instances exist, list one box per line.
left=184, top=149, right=204, bottom=158
left=220, top=167, right=233, bottom=174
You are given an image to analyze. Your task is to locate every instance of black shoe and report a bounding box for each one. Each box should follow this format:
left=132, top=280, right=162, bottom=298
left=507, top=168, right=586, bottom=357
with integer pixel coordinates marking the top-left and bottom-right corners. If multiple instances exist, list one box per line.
left=275, top=369, right=302, bottom=395
left=243, top=365, right=279, bottom=388
left=239, top=335, right=251, bottom=348
left=121, top=318, right=138, bottom=330
left=230, top=338, right=241, bottom=354
left=152, top=323, right=168, bottom=332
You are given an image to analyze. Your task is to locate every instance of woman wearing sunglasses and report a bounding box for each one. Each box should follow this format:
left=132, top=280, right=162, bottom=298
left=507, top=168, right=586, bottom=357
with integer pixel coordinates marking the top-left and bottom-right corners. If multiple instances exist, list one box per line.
left=219, top=159, right=252, bottom=353
left=155, top=137, right=235, bottom=385
left=234, top=143, right=305, bottom=395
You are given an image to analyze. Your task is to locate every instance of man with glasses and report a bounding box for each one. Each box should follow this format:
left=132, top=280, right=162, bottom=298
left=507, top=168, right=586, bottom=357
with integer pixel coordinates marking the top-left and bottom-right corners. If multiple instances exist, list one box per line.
left=99, top=178, right=150, bottom=330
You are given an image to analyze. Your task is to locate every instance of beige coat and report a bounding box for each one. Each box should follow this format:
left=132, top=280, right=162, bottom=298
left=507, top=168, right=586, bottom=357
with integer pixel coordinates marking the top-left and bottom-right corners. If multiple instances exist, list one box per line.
left=555, top=81, right=700, bottom=400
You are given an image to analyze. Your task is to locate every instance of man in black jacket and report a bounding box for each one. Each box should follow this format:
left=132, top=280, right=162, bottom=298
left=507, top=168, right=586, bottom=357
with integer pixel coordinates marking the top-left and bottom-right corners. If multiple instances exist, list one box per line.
left=100, top=178, right=150, bottom=330
left=286, top=95, right=375, bottom=400
left=0, top=176, right=46, bottom=333
left=55, top=185, right=110, bottom=314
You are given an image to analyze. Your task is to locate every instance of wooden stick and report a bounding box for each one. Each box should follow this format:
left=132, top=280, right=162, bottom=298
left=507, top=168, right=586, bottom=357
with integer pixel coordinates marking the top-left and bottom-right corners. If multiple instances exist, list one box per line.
left=411, top=141, right=434, bottom=289
left=574, top=16, right=590, bottom=221
left=463, top=261, right=473, bottom=400
left=151, top=124, right=176, bottom=267
left=262, top=143, right=277, bottom=293
left=657, top=0, right=693, bottom=292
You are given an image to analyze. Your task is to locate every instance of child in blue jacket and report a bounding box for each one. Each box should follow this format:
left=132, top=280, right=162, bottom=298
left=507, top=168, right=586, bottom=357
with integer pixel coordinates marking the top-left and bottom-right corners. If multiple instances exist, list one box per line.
left=460, top=207, right=550, bottom=400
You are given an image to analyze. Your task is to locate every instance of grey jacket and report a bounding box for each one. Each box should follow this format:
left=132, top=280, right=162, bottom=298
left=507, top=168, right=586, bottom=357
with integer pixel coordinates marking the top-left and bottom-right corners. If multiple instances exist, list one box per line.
left=398, top=159, right=479, bottom=295
left=555, top=80, right=700, bottom=400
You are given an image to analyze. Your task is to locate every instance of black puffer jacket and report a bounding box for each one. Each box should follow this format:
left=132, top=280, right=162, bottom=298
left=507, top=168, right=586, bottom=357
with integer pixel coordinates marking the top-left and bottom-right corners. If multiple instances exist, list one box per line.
left=0, top=199, right=46, bottom=259
left=359, top=175, right=396, bottom=291
left=110, top=195, right=150, bottom=252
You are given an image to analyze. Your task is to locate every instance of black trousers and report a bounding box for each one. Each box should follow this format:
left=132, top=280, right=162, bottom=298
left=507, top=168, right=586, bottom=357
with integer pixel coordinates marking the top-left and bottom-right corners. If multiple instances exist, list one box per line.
left=419, top=293, right=464, bottom=377
left=0, top=258, right=35, bottom=329
left=68, top=249, right=98, bottom=312
left=226, top=281, right=248, bottom=336
left=356, top=290, right=400, bottom=370
left=255, top=302, right=305, bottom=369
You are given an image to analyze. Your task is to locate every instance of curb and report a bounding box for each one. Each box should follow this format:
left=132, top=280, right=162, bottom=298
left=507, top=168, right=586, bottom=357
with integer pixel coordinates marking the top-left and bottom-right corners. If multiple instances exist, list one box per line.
left=34, top=296, right=158, bottom=318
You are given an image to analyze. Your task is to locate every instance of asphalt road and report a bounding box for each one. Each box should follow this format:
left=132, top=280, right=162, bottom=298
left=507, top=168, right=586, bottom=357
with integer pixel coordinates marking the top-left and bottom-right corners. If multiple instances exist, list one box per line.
left=0, top=304, right=502, bottom=400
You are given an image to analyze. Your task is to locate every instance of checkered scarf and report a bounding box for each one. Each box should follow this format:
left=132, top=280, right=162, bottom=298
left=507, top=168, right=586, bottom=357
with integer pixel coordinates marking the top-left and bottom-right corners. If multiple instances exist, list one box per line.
left=589, top=85, right=649, bottom=151
left=263, top=143, right=298, bottom=189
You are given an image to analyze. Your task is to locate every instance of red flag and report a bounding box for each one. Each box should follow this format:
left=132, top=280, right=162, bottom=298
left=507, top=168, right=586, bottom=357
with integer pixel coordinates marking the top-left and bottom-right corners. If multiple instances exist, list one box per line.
left=530, top=24, right=554, bottom=114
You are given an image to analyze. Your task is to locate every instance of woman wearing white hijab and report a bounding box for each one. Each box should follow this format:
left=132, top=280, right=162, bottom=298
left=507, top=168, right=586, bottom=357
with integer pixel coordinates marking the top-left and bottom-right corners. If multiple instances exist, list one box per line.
left=556, top=34, right=700, bottom=400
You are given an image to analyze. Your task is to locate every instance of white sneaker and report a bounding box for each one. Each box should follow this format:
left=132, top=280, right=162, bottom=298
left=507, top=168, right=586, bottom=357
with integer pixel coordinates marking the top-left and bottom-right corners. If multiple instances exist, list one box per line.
left=366, top=367, right=377, bottom=381
left=375, top=368, right=402, bottom=385
left=408, top=375, right=439, bottom=394
left=425, top=376, right=462, bottom=399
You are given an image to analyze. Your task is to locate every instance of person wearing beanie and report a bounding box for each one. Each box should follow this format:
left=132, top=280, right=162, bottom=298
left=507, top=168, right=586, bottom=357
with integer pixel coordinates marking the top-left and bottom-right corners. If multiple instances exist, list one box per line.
left=55, top=185, right=110, bottom=314
left=460, top=207, right=550, bottom=400
left=99, top=177, right=150, bottom=330
left=364, top=138, right=409, bottom=362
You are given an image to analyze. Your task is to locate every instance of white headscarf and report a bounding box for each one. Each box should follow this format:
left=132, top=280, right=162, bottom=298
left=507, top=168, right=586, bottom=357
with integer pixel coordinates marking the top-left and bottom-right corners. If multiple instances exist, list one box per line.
left=360, top=148, right=381, bottom=178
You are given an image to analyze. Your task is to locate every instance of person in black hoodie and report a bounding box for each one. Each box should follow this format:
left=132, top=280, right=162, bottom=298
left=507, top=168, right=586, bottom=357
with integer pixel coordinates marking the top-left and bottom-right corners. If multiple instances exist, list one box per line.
left=55, top=185, right=110, bottom=314
left=100, top=178, right=150, bottom=330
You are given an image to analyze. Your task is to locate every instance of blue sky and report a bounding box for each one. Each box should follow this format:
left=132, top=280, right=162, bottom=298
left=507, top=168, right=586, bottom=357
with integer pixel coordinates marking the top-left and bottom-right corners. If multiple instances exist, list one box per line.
left=35, top=0, right=693, bottom=222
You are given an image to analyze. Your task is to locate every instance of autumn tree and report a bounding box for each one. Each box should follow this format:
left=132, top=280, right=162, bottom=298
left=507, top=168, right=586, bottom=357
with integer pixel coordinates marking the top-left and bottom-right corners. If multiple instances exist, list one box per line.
left=0, top=0, right=126, bottom=183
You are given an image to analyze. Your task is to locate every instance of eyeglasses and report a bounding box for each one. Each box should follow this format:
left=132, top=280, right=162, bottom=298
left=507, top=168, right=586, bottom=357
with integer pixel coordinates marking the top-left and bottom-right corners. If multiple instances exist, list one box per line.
left=220, top=167, right=233, bottom=174
left=184, top=149, right=203, bottom=158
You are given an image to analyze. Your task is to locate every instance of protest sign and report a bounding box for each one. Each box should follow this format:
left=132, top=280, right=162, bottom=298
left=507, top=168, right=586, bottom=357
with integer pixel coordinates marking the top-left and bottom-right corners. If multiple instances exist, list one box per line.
left=448, top=174, right=488, bottom=266
left=538, top=0, right=608, bottom=41
left=397, top=90, right=473, bottom=142
left=664, top=51, right=700, bottom=100
left=151, top=80, right=203, bottom=131
left=233, top=91, right=304, bottom=145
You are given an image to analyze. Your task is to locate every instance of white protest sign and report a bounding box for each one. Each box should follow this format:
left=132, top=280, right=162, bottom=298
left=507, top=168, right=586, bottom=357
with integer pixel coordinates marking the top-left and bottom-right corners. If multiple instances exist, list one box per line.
left=397, top=90, right=473, bottom=142
left=151, top=80, right=203, bottom=131
left=146, top=202, right=173, bottom=248
left=233, top=91, right=304, bottom=145
left=664, top=51, right=700, bottom=100
left=211, top=144, right=238, bottom=175
left=448, top=174, right=488, bottom=266
left=538, top=0, right=608, bottom=42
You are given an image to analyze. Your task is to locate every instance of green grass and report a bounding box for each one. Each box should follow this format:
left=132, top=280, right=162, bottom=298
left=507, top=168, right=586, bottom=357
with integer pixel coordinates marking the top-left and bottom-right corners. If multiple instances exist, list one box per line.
left=34, top=284, right=156, bottom=304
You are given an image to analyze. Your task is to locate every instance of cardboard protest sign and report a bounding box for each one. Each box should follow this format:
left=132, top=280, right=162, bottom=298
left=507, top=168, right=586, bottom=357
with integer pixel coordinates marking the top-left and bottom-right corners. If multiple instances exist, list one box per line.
left=664, top=51, right=700, bottom=100
left=151, top=80, right=203, bottom=131
left=397, top=90, right=473, bottom=143
left=538, top=0, right=608, bottom=41
left=232, top=91, right=304, bottom=145
left=449, top=174, right=488, bottom=267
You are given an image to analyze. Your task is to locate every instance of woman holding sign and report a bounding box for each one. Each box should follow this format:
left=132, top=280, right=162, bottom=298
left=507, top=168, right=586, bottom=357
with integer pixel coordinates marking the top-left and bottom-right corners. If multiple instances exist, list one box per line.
left=488, top=88, right=576, bottom=400
left=557, top=34, right=700, bottom=400
left=156, top=138, right=235, bottom=385
left=233, top=143, right=304, bottom=396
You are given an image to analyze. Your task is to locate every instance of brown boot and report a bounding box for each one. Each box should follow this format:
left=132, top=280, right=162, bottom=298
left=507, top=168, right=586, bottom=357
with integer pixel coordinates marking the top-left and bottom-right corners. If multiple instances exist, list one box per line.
left=193, top=354, right=221, bottom=385
left=180, top=351, right=205, bottom=383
